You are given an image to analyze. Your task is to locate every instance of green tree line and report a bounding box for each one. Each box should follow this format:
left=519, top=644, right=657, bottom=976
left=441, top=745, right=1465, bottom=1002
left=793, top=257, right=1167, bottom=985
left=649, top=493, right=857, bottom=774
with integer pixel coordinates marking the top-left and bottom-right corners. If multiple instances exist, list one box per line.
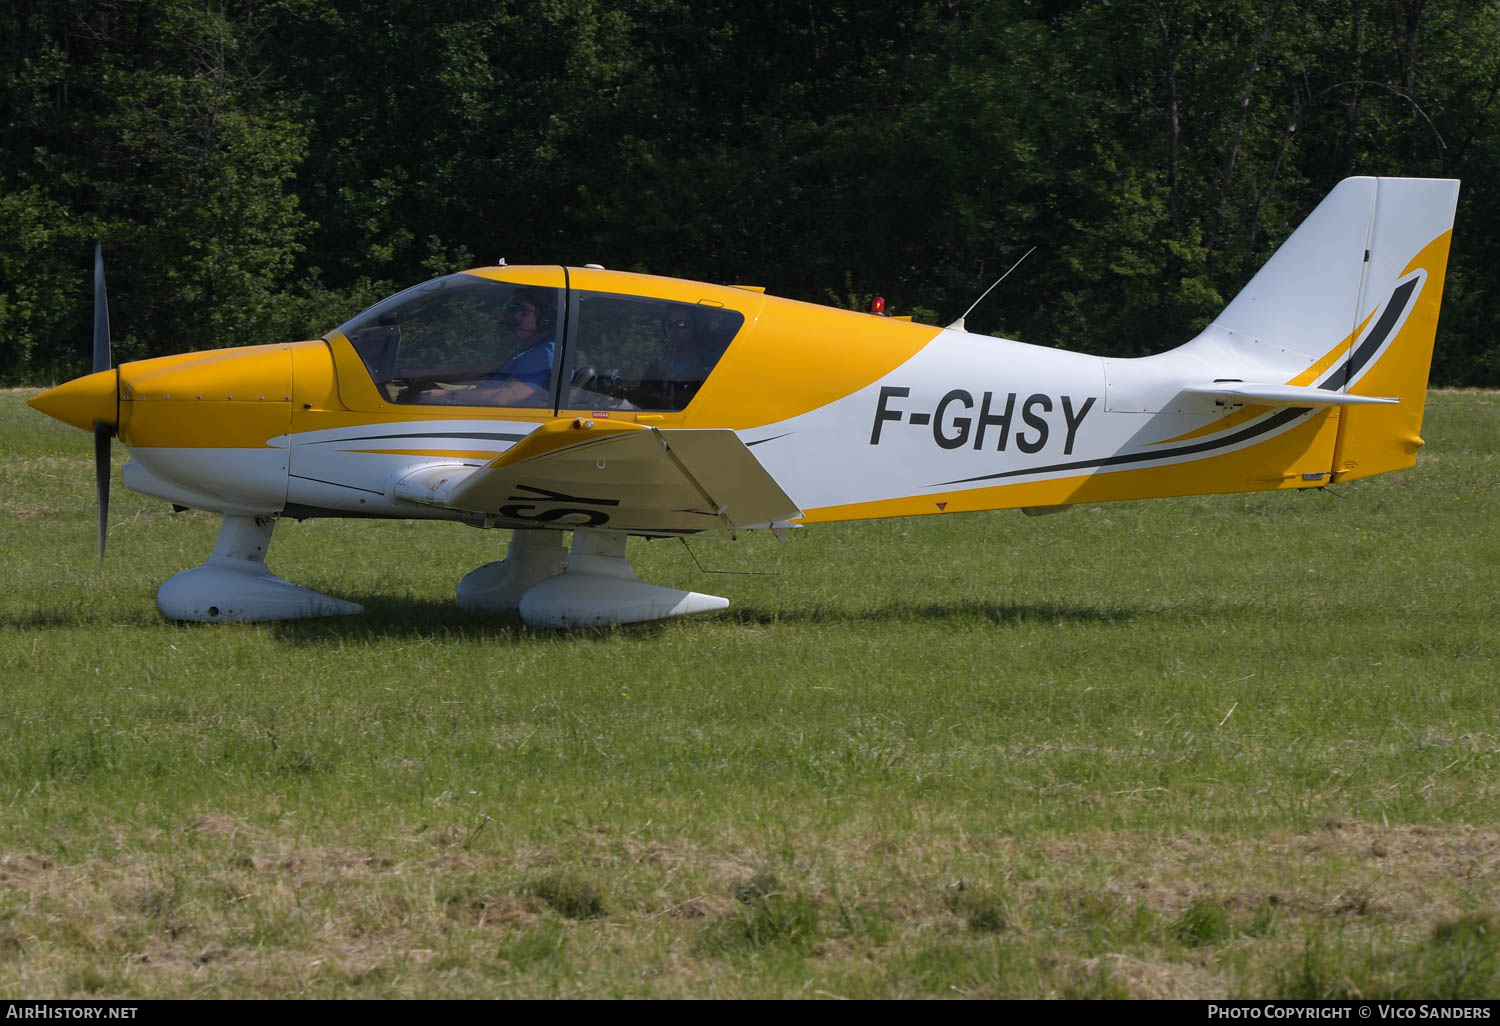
left=3, top=0, right=1496, bottom=385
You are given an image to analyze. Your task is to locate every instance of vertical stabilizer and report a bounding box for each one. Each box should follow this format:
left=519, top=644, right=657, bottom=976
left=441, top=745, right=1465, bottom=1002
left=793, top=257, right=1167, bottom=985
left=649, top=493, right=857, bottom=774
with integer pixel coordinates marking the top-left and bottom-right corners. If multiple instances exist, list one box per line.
left=1210, top=177, right=1378, bottom=365
left=1184, top=177, right=1458, bottom=481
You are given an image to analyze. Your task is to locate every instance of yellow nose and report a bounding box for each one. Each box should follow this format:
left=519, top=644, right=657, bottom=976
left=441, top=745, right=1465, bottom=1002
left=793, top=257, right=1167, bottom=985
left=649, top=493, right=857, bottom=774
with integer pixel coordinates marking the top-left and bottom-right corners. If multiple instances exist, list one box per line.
left=28, top=369, right=118, bottom=433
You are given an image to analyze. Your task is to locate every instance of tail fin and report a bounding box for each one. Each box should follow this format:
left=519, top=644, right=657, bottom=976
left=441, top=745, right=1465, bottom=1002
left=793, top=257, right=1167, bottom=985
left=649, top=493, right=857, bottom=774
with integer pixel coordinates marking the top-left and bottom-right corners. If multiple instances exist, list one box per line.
left=1199, top=176, right=1459, bottom=481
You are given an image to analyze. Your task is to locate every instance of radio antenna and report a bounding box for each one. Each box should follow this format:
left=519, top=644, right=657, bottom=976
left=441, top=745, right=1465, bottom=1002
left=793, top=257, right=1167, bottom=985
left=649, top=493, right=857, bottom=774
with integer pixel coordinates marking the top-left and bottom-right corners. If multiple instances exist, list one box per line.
left=945, top=245, right=1036, bottom=332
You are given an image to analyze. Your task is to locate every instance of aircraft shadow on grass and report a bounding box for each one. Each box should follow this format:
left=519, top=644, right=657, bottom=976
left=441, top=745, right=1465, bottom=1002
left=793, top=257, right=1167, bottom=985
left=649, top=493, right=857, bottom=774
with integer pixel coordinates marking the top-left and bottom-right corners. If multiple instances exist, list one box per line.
left=7, top=594, right=1155, bottom=639
left=257, top=593, right=1142, bottom=643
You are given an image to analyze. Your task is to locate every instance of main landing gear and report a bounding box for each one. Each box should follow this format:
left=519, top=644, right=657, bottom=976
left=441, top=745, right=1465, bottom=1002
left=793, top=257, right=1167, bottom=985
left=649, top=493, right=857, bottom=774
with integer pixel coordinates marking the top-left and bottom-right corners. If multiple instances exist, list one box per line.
left=155, top=520, right=722, bottom=628
left=458, top=528, right=727, bottom=628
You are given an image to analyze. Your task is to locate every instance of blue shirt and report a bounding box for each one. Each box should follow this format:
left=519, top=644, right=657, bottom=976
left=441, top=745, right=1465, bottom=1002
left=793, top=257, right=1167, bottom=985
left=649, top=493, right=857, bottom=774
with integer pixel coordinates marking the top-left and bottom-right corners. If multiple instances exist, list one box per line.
left=491, top=337, right=555, bottom=391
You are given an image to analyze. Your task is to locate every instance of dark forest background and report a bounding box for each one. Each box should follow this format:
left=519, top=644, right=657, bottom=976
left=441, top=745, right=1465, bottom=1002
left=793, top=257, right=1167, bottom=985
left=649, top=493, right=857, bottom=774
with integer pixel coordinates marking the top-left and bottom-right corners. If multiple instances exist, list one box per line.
left=2, top=0, right=1496, bottom=385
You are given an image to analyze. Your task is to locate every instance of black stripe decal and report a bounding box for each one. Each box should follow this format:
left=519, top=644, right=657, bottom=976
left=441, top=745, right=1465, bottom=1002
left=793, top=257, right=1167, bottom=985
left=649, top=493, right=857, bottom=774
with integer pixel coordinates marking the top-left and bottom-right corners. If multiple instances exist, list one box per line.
left=934, top=407, right=1309, bottom=486
left=1326, top=277, right=1419, bottom=391
left=289, top=473, right=386, bottom=495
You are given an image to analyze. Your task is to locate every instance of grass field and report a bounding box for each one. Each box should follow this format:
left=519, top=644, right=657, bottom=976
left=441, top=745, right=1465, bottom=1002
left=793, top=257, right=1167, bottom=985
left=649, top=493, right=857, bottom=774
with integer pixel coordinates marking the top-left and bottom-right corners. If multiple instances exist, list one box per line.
left=2, top=387, right=1498, bottom=998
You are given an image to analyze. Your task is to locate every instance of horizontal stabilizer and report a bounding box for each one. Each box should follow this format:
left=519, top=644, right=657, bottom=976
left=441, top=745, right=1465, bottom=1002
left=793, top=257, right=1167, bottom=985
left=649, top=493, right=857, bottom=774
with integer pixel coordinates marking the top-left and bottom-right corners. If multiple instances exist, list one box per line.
left=412, top=421, right=801, bottom=533
left=1181, top=382, right=1398, bottom=407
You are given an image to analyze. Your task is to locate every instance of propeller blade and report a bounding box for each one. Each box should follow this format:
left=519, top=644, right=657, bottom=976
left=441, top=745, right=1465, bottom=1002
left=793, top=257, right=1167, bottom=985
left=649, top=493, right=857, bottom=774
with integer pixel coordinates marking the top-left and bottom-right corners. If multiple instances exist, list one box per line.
left=93, top=243, right=111, bottom=374
left=92, top=244, right=114, bottom=559
left=94, top=420, right=111, bottom=559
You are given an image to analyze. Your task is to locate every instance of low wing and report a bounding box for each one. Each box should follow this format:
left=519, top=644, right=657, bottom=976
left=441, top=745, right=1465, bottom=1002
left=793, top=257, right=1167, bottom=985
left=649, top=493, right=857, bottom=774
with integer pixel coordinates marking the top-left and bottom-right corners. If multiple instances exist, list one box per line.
left=395, top=419, right=801, bottom=533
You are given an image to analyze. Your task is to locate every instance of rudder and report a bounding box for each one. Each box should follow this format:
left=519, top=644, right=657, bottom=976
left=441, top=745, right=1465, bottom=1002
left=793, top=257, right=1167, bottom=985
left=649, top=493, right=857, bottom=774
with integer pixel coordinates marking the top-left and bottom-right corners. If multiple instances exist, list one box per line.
left=1328, top=178, right=1459, bottom=482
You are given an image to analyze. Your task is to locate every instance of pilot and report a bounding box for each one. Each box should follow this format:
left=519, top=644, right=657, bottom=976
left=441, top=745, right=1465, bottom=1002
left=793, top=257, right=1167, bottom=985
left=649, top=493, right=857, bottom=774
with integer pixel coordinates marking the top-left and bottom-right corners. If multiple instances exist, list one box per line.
left=420, top=286, right=557, bottom=406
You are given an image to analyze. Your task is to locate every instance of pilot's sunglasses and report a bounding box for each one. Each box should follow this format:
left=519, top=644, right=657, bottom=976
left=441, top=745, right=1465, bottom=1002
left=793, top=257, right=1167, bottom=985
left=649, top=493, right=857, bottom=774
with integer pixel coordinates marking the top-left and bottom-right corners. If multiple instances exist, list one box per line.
left=666, top=319, right=692, bottom=330
left=506, top=303, right=536, bottom=315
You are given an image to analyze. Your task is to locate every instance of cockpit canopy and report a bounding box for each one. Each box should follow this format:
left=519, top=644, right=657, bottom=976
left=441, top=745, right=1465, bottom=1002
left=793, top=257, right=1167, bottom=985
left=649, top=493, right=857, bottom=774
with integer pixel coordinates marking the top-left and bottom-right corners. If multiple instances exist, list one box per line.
left=335, top=271, right=743, bottom=412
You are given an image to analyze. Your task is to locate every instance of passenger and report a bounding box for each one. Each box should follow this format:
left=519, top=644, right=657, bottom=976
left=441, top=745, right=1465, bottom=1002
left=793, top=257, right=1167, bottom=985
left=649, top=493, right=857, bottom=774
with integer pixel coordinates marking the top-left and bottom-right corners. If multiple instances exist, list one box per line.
left=420, top=286, right=557, bottom=406
left=649, top=305, right=719, bottom=385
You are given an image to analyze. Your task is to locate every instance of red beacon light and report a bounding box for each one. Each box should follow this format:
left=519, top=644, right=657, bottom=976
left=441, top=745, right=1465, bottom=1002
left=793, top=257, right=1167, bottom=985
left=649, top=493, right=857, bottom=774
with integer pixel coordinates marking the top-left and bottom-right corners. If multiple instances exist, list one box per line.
left=870, top=296, right=885, bottom=315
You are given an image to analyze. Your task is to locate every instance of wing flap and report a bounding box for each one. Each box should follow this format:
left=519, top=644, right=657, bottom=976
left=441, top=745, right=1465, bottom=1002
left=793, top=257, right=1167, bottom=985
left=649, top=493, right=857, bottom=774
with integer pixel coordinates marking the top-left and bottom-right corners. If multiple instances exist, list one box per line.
left=434, top=422, right=801, bottom=533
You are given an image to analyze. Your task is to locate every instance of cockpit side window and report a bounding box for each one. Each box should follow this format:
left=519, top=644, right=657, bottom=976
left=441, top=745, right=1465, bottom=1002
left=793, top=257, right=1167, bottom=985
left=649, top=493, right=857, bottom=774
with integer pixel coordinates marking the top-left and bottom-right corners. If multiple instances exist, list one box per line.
left=336, top=273, right=562, bottom=408
left=564, top=292, right=743, bottom=412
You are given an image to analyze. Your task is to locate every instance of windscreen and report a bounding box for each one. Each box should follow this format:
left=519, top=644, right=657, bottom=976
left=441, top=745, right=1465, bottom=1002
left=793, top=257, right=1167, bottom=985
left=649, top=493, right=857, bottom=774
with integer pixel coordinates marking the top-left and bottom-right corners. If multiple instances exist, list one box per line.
left=335, top=273, right=562, bottom=408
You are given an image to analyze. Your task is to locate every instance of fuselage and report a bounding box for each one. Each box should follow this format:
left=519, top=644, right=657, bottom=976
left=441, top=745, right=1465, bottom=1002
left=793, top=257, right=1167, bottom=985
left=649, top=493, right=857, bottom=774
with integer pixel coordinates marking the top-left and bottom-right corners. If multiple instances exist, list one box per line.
left=32, top=244, right=1441, bottom=536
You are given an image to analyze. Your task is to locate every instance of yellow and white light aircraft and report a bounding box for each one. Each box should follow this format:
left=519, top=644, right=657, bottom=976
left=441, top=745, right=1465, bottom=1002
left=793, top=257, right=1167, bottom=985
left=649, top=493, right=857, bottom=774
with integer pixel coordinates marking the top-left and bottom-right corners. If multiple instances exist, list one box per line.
left=30, top=176, right=1459, bottom=627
